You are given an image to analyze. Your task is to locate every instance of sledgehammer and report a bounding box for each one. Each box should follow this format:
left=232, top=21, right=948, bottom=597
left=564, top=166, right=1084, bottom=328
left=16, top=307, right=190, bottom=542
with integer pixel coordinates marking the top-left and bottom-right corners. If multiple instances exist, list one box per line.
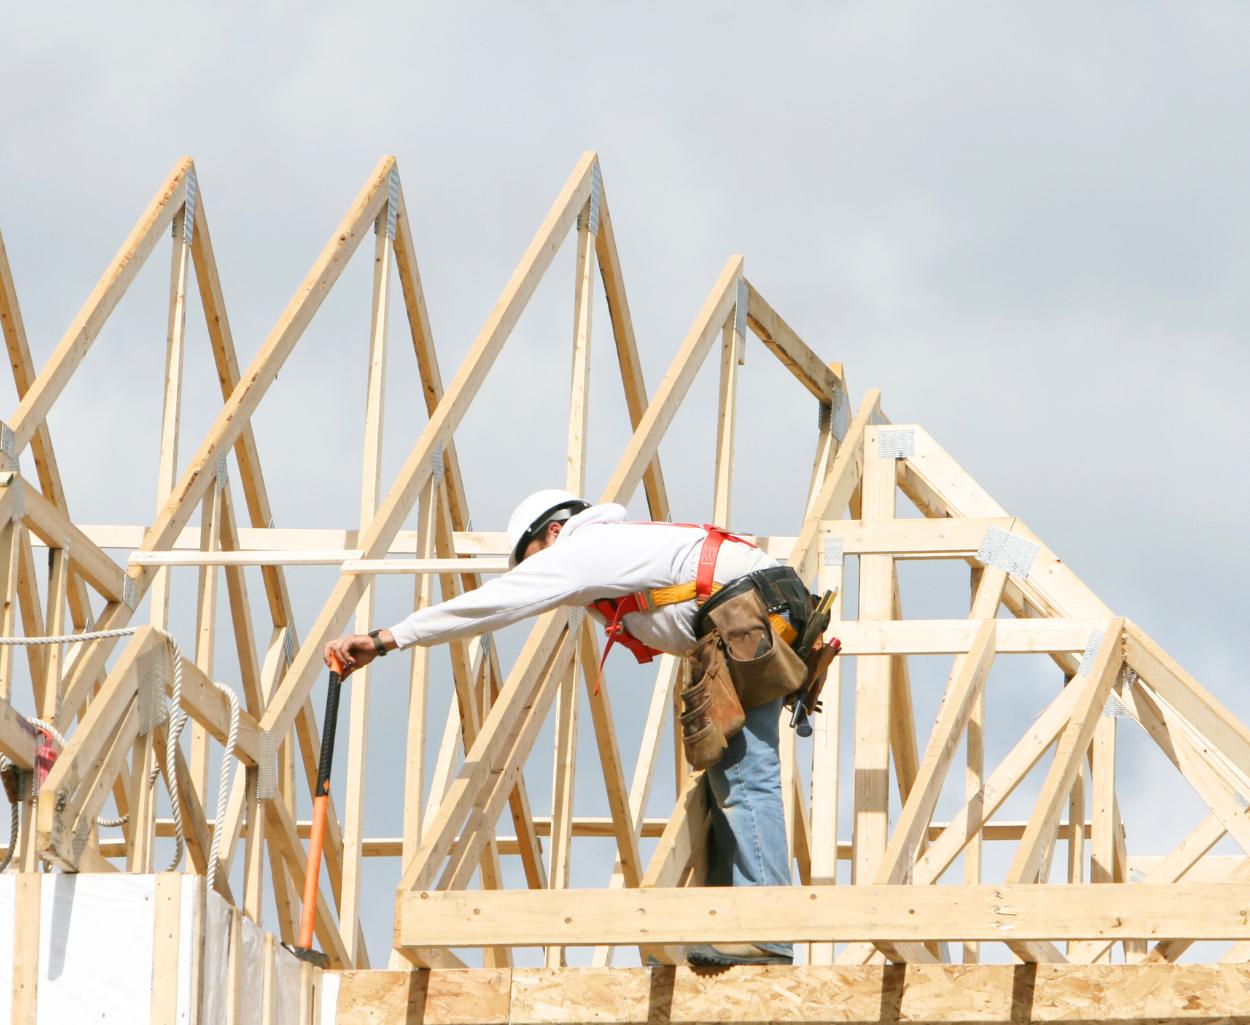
left=285, top=651, right=346, bottom=968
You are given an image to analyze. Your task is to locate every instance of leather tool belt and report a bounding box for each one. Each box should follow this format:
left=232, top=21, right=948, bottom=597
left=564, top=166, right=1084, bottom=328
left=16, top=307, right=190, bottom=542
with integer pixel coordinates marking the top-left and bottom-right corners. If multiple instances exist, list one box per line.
left=679, top=566, right=813, bottom=769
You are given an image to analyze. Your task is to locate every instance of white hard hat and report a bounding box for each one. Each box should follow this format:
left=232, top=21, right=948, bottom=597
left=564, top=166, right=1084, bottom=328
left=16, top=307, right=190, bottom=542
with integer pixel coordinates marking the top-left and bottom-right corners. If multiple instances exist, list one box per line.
left=506, top=489, right=589, bottom=568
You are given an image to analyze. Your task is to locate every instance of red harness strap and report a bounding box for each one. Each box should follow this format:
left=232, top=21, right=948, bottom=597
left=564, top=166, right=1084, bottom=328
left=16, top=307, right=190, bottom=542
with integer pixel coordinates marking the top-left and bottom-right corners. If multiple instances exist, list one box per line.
left=587, top=525, right=755, bottom=690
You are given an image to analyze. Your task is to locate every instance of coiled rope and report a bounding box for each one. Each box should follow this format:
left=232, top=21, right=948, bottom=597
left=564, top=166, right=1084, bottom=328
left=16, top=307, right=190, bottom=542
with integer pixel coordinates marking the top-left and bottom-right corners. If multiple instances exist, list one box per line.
left=0, top=628, right=240, bottom=887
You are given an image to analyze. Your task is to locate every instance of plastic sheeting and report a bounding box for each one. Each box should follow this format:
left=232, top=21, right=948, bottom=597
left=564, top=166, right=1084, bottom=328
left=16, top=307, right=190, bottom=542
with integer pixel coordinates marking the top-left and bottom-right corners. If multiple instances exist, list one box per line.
left=0, top=873, right=307, bottom=1024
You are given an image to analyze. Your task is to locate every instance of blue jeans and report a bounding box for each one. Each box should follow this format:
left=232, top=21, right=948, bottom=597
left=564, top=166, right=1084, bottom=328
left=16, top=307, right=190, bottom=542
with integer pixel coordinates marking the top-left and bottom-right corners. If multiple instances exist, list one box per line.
left=705, top=697, right=793, bottom=957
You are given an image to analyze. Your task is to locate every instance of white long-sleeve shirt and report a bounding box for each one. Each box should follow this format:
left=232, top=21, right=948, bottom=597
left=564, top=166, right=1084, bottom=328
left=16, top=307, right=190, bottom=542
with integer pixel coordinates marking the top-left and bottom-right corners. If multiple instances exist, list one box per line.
left=387, top=503, right=777, bottom=656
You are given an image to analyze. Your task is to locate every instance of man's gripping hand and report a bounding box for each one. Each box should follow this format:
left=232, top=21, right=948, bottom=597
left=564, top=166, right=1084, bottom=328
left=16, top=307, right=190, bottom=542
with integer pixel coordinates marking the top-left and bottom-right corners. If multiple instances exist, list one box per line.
left=324, top=629, right=394, bottom=676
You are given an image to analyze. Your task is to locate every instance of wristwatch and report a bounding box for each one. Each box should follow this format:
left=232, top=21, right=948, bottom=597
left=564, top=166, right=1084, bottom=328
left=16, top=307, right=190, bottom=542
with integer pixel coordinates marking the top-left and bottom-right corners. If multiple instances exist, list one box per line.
left=368, top=629, right=389, bottom=657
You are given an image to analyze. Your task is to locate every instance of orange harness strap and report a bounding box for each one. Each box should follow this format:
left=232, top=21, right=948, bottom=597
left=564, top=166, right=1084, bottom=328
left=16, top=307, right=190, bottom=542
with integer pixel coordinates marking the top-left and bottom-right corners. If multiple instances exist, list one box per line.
left=588, top=525, right=754, bottom=690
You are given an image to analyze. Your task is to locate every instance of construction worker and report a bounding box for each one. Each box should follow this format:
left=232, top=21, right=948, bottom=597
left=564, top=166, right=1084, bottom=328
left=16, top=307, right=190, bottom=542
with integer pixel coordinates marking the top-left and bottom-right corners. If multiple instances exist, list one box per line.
left=325, top=489, right=826, bottom=966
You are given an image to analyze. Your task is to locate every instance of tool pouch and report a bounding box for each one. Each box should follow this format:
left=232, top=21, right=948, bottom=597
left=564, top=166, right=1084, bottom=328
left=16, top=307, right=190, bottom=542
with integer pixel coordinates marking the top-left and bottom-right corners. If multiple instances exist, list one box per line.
left=680, top=632, right=745, bottom=770
left=703, top=589, right=807, bottom=708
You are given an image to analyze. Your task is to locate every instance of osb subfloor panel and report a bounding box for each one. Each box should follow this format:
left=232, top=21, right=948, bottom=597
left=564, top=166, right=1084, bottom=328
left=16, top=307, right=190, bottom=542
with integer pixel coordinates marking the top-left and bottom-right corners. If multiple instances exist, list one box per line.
left=333, top=965, right=1250, bottom=1025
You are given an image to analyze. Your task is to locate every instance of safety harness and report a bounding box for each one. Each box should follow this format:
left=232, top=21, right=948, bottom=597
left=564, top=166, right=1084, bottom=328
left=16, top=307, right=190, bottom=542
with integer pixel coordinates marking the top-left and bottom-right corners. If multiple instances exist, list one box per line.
left=587, top=525, right=799, bottom=686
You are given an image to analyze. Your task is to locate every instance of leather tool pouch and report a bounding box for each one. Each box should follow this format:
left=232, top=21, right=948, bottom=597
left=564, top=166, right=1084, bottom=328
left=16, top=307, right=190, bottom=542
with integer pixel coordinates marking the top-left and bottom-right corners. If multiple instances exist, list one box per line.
left=680, top=632, right=745, bottom=770
left=703, top=589, right=807, bottom=708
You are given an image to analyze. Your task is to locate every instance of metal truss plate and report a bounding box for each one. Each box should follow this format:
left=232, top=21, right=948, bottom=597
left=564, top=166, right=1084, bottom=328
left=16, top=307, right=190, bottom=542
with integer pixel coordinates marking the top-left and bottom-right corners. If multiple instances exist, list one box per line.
left=1078, top=628, right=1105, bottom=677
left=122, top=576, right=139, bottom=611
left=386, top=166, right=400, bottom=241
left=823, top=538, right=844, bottom=568
left=734, top=278, right=748, bottom=338
left=256, top=731, right=278, bottom=800
left=976, top=526, right=1039, bottom=579
left=183, top=172, right=198, bottom=244
left=136, top=646, right=169, bottom=736
left=1102, top=691, right=1134, bottom=720
left=877, top=427, right=914, bottom=459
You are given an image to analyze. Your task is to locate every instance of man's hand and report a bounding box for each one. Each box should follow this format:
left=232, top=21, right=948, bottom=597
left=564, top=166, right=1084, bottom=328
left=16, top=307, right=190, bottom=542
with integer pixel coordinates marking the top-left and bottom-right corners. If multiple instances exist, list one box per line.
left=324, top=632, right=388, bottom=676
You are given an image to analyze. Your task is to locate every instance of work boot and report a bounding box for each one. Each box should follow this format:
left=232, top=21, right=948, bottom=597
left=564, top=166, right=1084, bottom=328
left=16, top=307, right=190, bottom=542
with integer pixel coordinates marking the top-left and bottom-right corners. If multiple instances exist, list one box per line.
left=686, top=943, right=793, bottom=966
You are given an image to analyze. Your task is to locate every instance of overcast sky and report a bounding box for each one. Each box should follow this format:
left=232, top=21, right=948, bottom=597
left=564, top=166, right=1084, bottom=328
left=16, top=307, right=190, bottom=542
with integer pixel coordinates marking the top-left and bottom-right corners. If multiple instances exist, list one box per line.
left=2, top=3, right=1248, bottom=964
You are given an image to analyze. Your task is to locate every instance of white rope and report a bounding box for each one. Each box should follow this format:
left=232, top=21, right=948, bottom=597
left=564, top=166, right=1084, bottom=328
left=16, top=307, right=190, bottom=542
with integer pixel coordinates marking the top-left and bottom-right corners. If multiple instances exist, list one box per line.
left=0, top=627, right=241, bottom=882
left=0, top=758, right=20, bottom=872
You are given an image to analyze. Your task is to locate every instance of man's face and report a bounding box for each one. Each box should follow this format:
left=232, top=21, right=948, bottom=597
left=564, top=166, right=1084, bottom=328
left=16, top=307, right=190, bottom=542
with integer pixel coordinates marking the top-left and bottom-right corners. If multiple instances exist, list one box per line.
left=521, top=521, right=562, bottom=562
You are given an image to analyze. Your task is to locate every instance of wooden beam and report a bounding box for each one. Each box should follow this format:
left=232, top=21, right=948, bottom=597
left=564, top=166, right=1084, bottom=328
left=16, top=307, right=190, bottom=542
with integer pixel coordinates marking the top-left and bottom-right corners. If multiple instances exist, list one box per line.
left=399, top=883, right=1250, bottom=949
left=4, top=161, right=191, bottom=457
left=744, top=280, right=844, bottom=402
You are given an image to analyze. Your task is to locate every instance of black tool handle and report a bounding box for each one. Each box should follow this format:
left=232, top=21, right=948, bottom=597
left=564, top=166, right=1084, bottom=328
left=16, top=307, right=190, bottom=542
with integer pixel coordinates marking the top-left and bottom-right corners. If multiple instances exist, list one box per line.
left=790, top=699, right=814, bottom=738
left=316, top=671, right=342, bottom=796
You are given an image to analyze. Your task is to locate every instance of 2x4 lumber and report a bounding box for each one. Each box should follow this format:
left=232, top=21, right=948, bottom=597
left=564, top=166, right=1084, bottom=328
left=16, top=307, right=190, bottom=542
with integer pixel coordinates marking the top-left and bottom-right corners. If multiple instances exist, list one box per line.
left=1126, top=681, right=1250, bottom=855
left=787, top=391, right=878, bottom=581
left=888, top=580, right=920, bottom=806
left=3, top=160, right=192, bottom=458
left=400, top=882, right=1250, bottom=949
left=16, top=476, right=126, bottom=601
left=189, top=484, right=223, bottom=801
left=86, top=523, right=832, bottom=558
left=1008, top=622, right=1125, bottom=886
left=38, top=548, right=68, bottom=720
left=546, top=653, right=579, bottom=967
left=9, top=814, right=1099, bottom=861
left=1125, top=620, right=1250, bottom=788
left=565, top=209, right=594, bottom=496
left=339, top=214, right=393, bottom=968
left=399, top=477, right=438, bottom=875
left=820, top=517, right=1013, bottom=558
left=711, top=292, right=744, bottom=525
left=878, top=616, right=1001, bottom=886
left=175, top=650, right=263, bottom=767
left=578, top=626, right=642, bottom=887
left=0, top=520, right=20, bottom=701
left=802, top=369, right=841, bottom=522
left=744, top=280, right=845, bottom=402
left=0, top=692, right=37, bottom=769
left=809, top=553, right=844, bottom=965
left=591, top=653, right=681, bottom=966
left=149, top=198, right=193, bottom=629
left=0, top=232, right=94, bottom=631
left=11, top=872, right=39, bottom=1023
left=217, top=486, right=265, bottom=713
left=339, top=964, right=1250, bottom=1025
left=594, top=177, right=670, bottom=520
left=853, top=425, right=896, bottom=885
left=14, top=530, right=47, bottom=687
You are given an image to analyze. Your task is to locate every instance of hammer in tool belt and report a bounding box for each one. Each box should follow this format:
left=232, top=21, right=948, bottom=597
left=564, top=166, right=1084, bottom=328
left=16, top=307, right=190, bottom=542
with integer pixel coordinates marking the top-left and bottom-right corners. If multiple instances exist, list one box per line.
left=285, top=651, right=346, bottom=968
left=788, top=589, right=841, bottom=738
